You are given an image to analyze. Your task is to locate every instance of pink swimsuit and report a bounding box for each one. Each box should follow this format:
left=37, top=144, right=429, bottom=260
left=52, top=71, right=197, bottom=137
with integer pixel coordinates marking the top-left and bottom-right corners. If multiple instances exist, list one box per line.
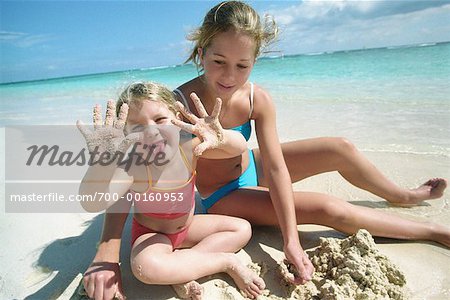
left=130, top=148, right=195, bottom=249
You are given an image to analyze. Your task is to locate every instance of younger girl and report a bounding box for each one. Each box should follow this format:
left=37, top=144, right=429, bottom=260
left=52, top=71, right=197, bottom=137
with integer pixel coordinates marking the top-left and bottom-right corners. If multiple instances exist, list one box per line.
left=173, top=0, right=449, bottom=284
left=78, top=81, right=265, bottom=299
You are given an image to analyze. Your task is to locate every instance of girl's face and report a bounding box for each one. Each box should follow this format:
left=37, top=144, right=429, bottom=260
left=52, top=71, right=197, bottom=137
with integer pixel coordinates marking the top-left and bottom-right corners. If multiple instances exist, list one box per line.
left=125, top=100, right=181, bottom=160
left=200, top=30, right=256, bottom=98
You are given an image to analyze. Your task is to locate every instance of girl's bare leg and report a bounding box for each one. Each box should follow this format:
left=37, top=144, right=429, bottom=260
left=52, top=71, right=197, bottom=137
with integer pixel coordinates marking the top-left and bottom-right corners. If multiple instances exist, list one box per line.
left=208, top=188, right=450, bottom=248
left=183, top=214, right=252, bottom=252
left=254, top=137, right=447, bottom=205
left=172, top=215, right=254, bottom=299
left=131, top=216, right=265, bottom=299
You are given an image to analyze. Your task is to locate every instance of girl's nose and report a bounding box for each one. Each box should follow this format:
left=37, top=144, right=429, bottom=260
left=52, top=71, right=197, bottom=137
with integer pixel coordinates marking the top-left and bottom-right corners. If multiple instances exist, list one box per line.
left=223, top=65, right=235, bottom=81
left=143, top=125, right=160, bottom=139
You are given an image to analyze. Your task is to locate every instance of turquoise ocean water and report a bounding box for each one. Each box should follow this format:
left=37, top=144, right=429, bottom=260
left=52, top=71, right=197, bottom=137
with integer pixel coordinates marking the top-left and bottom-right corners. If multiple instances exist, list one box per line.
left=1, top=42, right=449, bottom=157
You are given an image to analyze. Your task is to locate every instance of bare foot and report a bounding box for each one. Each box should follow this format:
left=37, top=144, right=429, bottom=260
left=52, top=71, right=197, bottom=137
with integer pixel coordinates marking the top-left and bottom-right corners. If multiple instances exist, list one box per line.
left=172, top=280, right=203, bottom=300
left=391, top=178, right=447, bottom=206
left=226, top=257, right=266, bottom=299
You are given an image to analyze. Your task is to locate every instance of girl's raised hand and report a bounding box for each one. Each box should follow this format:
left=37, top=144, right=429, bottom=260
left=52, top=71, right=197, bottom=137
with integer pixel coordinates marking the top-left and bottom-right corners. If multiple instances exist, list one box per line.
left=77, top=100, right=140, bottom=155
left=172, top=92, right=225, bottom=156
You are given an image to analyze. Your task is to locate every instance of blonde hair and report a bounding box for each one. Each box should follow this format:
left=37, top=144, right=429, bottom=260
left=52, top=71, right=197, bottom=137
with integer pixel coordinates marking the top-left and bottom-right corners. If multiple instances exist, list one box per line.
left=116, top=82, right=178, bottom=117
left=186, top=1, right=278, bottom=68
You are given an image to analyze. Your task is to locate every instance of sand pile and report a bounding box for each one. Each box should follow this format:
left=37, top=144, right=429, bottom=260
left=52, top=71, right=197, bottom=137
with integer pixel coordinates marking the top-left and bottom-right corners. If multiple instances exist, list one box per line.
left=59, top=230, right=407, bottom=300
left=276, top=229, right=407, bottom=300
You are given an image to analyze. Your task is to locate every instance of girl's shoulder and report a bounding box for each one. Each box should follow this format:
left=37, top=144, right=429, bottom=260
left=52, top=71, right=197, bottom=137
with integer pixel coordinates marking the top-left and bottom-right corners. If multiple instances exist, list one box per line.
left=174, top=78, right=201, bottom=114
left=175, top=77, right=202, bottom=96
left=251, top=83, right=275, bottom=118
left=252, top=83, right=272, bottom=101
left=174, top=77, right=204, bottom=111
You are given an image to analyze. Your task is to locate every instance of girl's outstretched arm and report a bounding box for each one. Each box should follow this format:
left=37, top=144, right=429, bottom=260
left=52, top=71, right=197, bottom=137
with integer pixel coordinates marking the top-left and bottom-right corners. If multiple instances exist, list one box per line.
left=253, top=86, right=314, bottom=284
left=77, top=101, right=137, bottom=212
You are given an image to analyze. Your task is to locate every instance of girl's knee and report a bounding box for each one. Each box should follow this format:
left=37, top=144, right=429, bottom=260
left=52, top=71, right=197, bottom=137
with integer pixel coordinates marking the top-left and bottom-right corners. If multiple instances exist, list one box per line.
left=319, top=198, right=352, bottom=224
left=326, top=137, right=359, bottom=169
left=130, top=254, right=164, bottom=284
left=228, top=217, right=252, bottom=245
left=237, top=218, right=252, bottom=241
left=329, top=137, right=357, bottom=154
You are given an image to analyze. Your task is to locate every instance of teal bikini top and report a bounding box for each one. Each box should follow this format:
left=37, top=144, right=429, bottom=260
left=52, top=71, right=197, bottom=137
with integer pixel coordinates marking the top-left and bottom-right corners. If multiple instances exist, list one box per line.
left=230, top=121, right=252, bottom=141
left=173, top=82, right=254, bottom=141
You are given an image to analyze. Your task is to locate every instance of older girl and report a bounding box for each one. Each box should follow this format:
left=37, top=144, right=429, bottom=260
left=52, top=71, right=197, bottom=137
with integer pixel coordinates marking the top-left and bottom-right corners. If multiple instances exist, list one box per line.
left=173, top=0, right=448, bottom=284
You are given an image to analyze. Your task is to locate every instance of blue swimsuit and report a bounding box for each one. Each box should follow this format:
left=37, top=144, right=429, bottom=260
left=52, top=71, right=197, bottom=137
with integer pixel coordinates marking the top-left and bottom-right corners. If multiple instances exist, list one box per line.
left=173, top=83, right=259, bottom=213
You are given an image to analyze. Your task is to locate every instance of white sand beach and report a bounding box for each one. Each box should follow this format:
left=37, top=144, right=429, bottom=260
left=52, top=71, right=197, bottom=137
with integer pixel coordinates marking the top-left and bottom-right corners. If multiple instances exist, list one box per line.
left=1, top=128, right=449, bottom=299
left=1, top=1, right=449, bottom=297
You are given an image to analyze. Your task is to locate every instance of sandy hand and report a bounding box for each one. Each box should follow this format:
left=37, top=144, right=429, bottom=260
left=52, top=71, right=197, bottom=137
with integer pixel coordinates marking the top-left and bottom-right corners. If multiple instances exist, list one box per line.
left=283, top=244, right=315, bottom=285
left=83, top=262, right=126, bottom=300
left=77, top=100, right=140, bottom=156
left=172, top=92, right=224, bottom=156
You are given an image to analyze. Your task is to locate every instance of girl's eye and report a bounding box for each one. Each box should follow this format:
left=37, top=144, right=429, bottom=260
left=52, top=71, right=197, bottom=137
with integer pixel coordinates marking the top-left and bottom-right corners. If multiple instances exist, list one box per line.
left=125, top=125, right=142, bottom=134
left=156, top=117, right=168, bottom=123
left=214, top=60, right=225, bottom=65
left=237, top=65, right=249, bottom=69
left=131, top=125, right=144, bottom=132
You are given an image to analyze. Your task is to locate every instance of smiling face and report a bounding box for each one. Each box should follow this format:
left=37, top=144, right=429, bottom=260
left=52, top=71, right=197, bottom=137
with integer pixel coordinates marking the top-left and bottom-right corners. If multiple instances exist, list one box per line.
left=200, top=30, right=256, bottom=99
left=125, top=100, right=181, bottom=159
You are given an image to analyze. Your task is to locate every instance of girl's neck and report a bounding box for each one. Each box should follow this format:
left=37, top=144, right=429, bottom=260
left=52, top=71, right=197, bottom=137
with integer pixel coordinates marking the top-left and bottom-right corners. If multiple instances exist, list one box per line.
left=149, top=148, right=190, bottom=188
left=150, top=146, right=181, bottom=171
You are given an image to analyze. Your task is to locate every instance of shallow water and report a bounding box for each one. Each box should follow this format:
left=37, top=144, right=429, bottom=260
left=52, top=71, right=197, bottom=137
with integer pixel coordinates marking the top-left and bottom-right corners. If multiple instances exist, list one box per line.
left=1, top=42, right=449, bottom=157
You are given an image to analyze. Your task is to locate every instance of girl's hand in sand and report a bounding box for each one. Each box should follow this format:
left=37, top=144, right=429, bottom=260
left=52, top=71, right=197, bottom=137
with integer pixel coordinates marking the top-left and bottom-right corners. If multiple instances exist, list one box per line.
left=172, top=92, right=225, bottom=156
left=283, top=243, right=315, bottom=285
left=83, top=262, right=126, bottom=300
left=77, top=100, right=140, bottom=156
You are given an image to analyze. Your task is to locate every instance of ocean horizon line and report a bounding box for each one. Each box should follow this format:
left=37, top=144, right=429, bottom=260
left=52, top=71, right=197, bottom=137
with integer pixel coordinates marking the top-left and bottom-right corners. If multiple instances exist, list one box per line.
left=2, top=40, right=449, bottom=86
left=0, top=64, right=185, bottom=87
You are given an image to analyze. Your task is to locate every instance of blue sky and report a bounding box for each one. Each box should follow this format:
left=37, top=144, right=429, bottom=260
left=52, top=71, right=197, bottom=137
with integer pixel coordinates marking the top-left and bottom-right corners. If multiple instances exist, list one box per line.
left=1, top=0, right=450, bottom=83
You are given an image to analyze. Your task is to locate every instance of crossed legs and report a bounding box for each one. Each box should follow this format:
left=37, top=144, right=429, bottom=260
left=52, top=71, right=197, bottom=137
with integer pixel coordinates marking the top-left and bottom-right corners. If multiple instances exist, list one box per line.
left=130, top=215, right=265, bottom=299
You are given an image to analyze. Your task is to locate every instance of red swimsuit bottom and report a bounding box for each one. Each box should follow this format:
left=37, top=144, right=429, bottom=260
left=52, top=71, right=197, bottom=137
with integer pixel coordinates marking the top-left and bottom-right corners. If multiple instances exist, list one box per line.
left=131, top=217, right=190, bottom=249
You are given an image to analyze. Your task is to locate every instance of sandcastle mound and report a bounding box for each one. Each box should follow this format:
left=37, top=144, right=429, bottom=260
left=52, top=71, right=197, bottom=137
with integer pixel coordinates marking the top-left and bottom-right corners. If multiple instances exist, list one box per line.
left=278, top=229, right=407, bottom=300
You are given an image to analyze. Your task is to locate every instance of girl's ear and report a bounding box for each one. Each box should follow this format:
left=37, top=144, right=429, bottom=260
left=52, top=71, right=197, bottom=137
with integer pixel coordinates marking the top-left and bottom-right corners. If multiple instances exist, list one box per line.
left=198, top=47, right=204, bottom=65
left=175, top=112, right=182, bottom=120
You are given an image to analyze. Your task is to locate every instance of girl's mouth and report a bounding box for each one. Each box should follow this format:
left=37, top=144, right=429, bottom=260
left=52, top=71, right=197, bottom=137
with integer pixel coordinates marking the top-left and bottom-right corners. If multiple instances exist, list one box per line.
left=152, top=139, right=167, bottom=153
left=217, top=82, right=235, bottom=91
left=144, top=139, right=166, bottom=154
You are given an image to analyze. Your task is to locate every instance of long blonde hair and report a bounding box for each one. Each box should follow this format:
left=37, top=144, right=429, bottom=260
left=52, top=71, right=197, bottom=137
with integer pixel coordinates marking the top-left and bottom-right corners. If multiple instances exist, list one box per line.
left=186, top=1, right=278, bottom=69
left=116, top=82, right=178, bottom=117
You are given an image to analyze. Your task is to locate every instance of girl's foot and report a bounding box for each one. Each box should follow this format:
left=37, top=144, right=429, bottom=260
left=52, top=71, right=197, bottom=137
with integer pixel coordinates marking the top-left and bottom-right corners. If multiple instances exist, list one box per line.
left=172, top=280, right=203, bottom=300
left=391, top=178, right=447, bottom=206
left=226, top=257, right=266, bottom=299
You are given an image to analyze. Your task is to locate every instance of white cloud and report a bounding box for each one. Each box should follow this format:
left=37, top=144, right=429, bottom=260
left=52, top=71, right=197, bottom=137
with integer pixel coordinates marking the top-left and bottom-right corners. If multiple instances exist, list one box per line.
left=268, top=0, right=450, bottom=26
left=263, top=1, right=450, bottom=54
left=0, top=31, right=26, bottom=40
left=0, top=30, right=54, bottom=47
